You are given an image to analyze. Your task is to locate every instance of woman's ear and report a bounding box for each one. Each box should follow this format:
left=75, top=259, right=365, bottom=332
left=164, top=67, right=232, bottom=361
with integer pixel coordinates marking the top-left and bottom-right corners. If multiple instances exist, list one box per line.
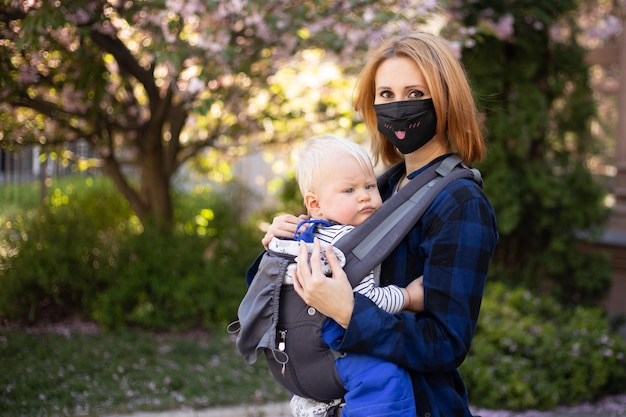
left=304, top=191, right=322, bottom=217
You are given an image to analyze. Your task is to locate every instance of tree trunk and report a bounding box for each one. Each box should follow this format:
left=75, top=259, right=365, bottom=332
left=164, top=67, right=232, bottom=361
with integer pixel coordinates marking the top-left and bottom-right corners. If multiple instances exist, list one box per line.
left=101, top=144, right=173, bottom=226
left=140, top=149, right=173, bottom=225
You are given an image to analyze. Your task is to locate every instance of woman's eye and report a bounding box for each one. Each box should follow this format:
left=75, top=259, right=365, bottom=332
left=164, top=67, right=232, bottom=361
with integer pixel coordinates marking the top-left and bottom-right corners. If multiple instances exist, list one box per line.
left=380, top=90, right=393, bottom=99
left=409, top=90, right=425, bottom=99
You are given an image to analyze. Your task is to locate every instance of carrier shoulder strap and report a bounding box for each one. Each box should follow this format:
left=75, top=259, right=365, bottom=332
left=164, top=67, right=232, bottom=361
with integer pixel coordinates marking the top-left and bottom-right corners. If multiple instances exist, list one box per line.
left=334, top=154, right=482, bottom=287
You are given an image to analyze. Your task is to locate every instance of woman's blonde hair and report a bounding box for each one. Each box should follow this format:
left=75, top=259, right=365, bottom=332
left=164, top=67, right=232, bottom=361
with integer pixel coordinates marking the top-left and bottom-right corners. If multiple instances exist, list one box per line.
left=354, top=32, right=485, bottom=167
left=295, top=134, right=374, bottom=197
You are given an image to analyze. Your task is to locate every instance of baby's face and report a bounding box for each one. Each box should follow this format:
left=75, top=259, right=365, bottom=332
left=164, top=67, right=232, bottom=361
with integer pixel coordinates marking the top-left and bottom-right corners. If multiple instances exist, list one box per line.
left=315, top=155, right=382, bottom=226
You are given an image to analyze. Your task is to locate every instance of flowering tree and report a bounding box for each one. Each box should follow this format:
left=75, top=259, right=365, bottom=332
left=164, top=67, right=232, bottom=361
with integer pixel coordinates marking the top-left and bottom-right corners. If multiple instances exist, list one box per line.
left=2, top=0, right=624, bottom=302
left=0, top=0, right=436, bottom=225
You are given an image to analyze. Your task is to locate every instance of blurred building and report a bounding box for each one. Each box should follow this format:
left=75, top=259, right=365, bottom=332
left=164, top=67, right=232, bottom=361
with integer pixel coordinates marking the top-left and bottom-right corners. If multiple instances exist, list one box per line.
left=589, top=23, right=626, bottom=319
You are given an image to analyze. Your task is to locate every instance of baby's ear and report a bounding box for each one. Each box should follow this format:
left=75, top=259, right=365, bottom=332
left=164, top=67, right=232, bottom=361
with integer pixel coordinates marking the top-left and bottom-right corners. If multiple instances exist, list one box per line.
left=304, top=191, right=322, bottom=217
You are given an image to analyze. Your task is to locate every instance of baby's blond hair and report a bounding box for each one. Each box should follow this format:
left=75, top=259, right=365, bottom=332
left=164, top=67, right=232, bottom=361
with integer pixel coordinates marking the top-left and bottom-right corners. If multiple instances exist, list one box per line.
left=295, top=134, right=375, bottom=197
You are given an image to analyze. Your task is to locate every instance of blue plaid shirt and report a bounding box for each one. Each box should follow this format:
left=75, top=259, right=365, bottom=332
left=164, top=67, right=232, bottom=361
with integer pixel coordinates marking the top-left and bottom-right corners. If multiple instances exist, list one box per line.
left=335, top=155, right=498, bottom=417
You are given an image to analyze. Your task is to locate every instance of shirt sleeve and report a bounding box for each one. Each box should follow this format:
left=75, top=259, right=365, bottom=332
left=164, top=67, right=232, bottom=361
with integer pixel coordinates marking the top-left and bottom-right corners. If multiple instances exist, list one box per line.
left=353, top=276, right=406, bottom=314
left=336, top=180, right=498, bottom=373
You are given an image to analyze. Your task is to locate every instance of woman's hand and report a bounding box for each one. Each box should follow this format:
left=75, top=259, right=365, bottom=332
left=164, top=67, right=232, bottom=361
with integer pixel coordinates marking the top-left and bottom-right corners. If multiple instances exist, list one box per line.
left=262, top=214, right=309, bottom=249
left=294, top=238, right=355, bottom=328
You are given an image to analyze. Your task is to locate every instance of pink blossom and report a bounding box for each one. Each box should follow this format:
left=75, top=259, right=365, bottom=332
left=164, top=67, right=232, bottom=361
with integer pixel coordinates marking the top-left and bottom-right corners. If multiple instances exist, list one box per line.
left=489, top=13, right=515, bottom=40
left=73, top=9, right=90, bottom=25
left=61, top=85, right=89, bottom=113
left=420, top=0, right=439, bottom=13
left=363, top=7, right=376, bottom=23
left=587, top=15, right=623, bottom=41
left=17, top=66, right=39, bottom=84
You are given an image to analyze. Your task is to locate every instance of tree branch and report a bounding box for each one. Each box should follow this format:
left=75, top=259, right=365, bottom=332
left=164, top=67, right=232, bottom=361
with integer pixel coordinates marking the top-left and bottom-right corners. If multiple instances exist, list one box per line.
left=165, top=100, right=188, bottom=177
left=101, top=153, right=149, bottom=219
left=0, top=6, right=26, bottom=23
left=10, top=95, right=88, bottom=137
left=89, top=29, right=160, bottom=105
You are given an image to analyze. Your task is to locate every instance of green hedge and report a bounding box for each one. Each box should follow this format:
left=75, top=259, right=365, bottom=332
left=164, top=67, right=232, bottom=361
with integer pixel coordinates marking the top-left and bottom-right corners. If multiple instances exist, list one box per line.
left=463, top=282, right=626, bottom=410
left=0, top=177, right=131, bottom=322
left=0, top=177, right=261, bottom=330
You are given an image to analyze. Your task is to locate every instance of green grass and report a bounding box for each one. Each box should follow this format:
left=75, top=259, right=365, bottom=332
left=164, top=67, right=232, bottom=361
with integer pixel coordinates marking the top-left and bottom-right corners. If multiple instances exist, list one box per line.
left=0, top=325, right=290, bottom=417
left=1, top=178, right=49, bottom=219
left=0, top=176, right=104, bottom=219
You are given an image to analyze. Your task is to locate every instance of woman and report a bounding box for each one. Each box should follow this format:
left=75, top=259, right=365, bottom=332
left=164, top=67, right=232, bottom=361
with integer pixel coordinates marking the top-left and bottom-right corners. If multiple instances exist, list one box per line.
left=263, top=32, right=498, bottom=417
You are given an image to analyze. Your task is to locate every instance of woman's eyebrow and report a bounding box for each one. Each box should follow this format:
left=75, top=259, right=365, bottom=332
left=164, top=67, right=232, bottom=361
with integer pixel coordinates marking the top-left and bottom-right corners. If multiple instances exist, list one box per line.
left=375, top=84, right=427, bottom=91
left=404, top=84, right=428, bottom=90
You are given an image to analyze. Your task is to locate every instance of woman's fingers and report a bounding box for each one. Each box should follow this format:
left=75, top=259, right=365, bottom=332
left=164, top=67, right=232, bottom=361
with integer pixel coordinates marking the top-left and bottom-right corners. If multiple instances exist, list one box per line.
left=324, top=244, right=342, bottom=273
left=309, top=238, right=323, bottom=276
left=293, top=239, right=354, bottom=328
left=293, top=240, right=311, bottom=297
left=294, top=239, right=325, bottom=301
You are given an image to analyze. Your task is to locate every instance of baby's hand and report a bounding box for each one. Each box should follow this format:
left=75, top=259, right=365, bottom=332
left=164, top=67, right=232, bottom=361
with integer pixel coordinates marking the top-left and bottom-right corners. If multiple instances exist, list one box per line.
left=403, top=276, right=424, bottom=312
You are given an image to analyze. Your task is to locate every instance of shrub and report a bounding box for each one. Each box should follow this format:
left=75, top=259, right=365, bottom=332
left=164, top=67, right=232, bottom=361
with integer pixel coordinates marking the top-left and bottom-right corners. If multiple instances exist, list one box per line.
left=0, top=176, right=131, bottom=321
left=463, top=282, right=626, bottom=410
left=0, top=177, right=262, bottom=331
left=88, top=182, right=262, bottom=330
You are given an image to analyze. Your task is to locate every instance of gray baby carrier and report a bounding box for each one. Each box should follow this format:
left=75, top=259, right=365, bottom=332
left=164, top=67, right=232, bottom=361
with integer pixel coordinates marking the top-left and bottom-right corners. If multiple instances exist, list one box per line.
left=232, top=154, right=481, bottom=401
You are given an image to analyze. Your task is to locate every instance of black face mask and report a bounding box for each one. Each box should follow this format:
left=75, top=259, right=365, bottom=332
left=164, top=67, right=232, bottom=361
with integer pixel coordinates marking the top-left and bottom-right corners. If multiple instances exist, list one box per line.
left=374, top=99, right=437, bottom=154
